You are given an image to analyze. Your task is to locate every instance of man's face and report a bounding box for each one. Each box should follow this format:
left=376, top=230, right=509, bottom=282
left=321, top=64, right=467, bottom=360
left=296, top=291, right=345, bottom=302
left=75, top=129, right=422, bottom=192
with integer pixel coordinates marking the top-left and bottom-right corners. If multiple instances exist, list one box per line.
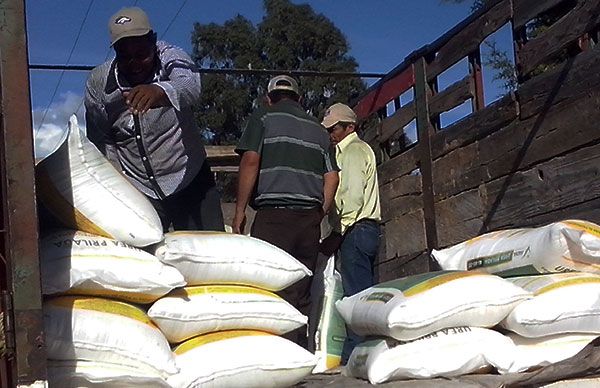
left=114, top=35, right=157, bottom=86
left=328, top=123, right=354, bottom=145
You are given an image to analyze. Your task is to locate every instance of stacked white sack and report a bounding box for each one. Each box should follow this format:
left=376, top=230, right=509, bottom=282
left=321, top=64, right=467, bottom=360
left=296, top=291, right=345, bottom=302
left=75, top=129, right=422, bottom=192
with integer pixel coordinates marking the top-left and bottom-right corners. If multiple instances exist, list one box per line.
left=336, top=270, right=531, bottom=341
left=502, top=272, right=600, bottom=337
left=154, top=231, right=312, bottom=291
left=40, top=229, right=185, bottom=304
left=168, top=330, right=317, bottom=388
left=431, top=220, right=600, bottom=276
left=44, top=296, right=177, bottom=386
left=36, top=115, right=163, bottom=247
left=345, top=327, right=515, bottom=384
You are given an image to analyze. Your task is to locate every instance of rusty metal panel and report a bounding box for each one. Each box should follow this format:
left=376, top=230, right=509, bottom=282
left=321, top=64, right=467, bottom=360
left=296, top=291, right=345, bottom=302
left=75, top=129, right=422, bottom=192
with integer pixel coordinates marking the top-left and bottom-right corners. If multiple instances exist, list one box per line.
left=0, top=0, right=47, bottom=385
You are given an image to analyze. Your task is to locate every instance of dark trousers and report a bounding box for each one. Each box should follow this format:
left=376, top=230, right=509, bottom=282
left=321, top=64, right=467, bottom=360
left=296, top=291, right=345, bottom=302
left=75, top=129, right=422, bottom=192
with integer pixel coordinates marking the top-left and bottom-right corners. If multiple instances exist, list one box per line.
left=148, top=160, right=225, bottom=232
left=339, top=220, right=381, bottom=364
left=251, top=207, right=322, bottom=349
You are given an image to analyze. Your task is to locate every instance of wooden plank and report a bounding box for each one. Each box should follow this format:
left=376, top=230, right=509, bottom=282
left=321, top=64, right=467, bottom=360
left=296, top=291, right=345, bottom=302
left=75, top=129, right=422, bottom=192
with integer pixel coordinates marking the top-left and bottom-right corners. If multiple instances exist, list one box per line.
left=383, top=210, right=427, bottom=261
left=482, top=141, right=600, bottom=231
left=518, top=47, right=600, bottom=119
left=354, top=65, right=415, bottom=120
left=434, top=84, right=600, bottom=199
left=523, top=197, right=600, bottom=229
left=380, top=173, right=422, bottom=201
left=375, top=252, right=430, bottom=283
left=518, top=0, right=600, bottom=76
left=431, top=92, right=518, bottom=159
left=427, top=0, right=512, bottom=80
left=434, top=189, right=484, bottom=248
left=378, top=147, right=420, bottom=185
left=380, top=101, right=416, bottom=143
left=513, top=0, right=571, bottom=29
left=429, top=75, right=474, bottom=118
left=382, top=195, right=423, bottom=224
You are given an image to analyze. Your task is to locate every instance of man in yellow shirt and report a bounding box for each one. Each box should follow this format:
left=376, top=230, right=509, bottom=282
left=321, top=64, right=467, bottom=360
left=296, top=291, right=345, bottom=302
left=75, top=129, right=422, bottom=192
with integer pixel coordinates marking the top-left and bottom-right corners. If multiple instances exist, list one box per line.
left=320, top=103, right=381, bottom=364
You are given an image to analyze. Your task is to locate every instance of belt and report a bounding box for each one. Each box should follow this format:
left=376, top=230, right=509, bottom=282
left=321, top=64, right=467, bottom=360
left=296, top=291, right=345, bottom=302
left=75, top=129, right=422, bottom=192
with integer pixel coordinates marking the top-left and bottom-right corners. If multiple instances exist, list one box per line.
left=355, top=218, right=380, bottom=226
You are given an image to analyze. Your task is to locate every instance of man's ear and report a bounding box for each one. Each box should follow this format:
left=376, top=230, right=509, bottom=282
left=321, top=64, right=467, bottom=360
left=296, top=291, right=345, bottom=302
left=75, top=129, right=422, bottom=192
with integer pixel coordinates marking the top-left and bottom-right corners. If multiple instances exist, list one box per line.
left=266, top=95, right=273, bottom=106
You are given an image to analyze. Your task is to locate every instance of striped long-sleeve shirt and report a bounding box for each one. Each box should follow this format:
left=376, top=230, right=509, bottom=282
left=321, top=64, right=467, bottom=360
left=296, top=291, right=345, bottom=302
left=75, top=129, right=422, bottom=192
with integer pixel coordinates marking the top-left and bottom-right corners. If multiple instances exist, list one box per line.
left=84, top=40, right=206, bottom=199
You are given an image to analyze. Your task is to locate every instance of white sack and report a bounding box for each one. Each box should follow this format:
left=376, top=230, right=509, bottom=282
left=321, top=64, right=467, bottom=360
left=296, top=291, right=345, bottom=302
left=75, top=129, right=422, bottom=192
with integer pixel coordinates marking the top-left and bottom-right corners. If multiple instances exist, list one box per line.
left=432, top=220, right=600, bottom=276
left=168, top=330, right=317, bottom=388
left=502, top=273, right=600, bottom=337
left=44, top=296, right=177, bottom=379
left=336, top=271, right=531, bottom=340
left=154, top=231, right=311, bottom=291
left=40, top=229, right=185, bottom=304
left=309, top=255, right=346, bottom=373
left=36, top=115, right=163, bottom=247
left=148, top=285, right=306, bottom=343
left=500, top=333, right=599, bottom=374
left=345, top=327, right=514, bottom=384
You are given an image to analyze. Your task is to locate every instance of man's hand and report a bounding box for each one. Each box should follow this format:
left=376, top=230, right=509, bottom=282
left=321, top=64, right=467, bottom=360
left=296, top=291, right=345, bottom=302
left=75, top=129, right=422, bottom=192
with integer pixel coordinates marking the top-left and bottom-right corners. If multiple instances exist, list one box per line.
left=232, top=211, right=247, bottom=235
left=122, top=84, right=169, bottom=114
left=319, top=232, right=343, bottom=257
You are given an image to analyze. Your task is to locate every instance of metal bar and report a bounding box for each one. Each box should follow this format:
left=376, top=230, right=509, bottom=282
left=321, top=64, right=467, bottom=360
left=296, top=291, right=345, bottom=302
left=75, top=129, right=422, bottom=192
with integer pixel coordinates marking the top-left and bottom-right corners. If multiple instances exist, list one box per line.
left=0, top=0, right=47, bottom=385
left=468, top=49, right=486, bottom=111
left=28, top=64, right=387, bottom=78
left=414, top=57, right=439, bottom=270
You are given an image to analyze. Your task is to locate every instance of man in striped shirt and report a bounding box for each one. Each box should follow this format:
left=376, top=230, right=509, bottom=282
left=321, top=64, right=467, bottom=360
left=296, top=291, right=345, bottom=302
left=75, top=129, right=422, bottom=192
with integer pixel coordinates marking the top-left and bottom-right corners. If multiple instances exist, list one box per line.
left=233, top=75, right=339, bottom=349
left=85, top=7, right=224, bottom=232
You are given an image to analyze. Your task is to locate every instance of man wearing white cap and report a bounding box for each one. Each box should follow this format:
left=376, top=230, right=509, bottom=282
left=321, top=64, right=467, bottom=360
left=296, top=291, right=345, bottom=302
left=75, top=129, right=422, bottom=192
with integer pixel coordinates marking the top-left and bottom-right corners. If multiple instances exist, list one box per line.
left=320, top=102, right=381, bottom=364
left=85, top=7, right=224, bottom=232
left=233, top=75, right=339, bottom=349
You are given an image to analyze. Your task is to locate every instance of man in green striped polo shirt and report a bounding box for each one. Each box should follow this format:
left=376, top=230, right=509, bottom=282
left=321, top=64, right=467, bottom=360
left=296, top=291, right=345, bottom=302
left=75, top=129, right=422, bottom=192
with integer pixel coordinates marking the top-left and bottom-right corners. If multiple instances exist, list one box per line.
left=233, top=75, right=339, bottom=349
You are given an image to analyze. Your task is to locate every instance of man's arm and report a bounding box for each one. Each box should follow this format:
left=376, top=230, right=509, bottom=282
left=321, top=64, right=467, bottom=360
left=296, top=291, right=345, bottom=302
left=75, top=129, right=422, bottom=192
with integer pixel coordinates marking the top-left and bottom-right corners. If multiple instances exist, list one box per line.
left=322, top=170, right=339, bottom=217
left=232, top=151, right=260, bottom=234
left=154, top=44, right=202, bottom=111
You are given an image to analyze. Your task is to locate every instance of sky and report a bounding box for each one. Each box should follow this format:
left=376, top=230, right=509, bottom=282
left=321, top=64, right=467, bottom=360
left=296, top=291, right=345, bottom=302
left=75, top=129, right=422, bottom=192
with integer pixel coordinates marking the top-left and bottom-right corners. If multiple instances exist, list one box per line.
left=25, top=0, right=515, bottom=158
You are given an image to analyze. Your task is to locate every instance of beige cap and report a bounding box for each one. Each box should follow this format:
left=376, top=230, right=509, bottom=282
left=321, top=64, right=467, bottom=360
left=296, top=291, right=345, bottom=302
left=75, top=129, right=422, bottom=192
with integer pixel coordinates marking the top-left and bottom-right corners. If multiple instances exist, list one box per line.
left=108, top=7, right=152, bottom=46
left=321, top=103, right=357, bottom=128
left=267, top=75, right=299, bottom=96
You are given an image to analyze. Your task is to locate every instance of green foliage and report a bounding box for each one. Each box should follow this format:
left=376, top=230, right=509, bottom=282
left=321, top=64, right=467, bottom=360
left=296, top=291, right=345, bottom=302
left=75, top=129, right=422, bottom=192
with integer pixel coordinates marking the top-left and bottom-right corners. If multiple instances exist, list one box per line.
left=191, top=0, right=366, bottom=144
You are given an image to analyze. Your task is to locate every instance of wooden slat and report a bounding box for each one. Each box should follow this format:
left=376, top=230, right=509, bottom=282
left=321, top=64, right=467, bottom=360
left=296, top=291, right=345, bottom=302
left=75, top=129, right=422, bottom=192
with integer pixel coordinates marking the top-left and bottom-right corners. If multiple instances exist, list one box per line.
left=354, top=65, right=415, bottom=120
left=375, top=252, right=429, bottom=282
left=431, top=92, right=518, bottom=159
left=434, top=189, right=484, bottom=248
left=379, top=101, right=416, bottom=143
left=482, top=141, right=600, bottom=231
left=513, top=0, right=572, bottom=29
left=518, top=0, right=600, bottom=76
left=381, top=195, right=423, bottom=223
left=378, top=146, right=420, bottom=185
left=427, top=0, right=512, bottom=80
left=380, top=174, right=422, bottom=202
left=428, top=75, right=474, bottom=118
left=383, top=210, right=427, bottom=261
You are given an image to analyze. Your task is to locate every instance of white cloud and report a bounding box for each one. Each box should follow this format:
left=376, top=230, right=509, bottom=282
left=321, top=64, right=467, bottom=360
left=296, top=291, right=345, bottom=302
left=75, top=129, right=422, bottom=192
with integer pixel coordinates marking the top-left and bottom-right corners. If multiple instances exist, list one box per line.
left=32, top=91, right=85, bottom=160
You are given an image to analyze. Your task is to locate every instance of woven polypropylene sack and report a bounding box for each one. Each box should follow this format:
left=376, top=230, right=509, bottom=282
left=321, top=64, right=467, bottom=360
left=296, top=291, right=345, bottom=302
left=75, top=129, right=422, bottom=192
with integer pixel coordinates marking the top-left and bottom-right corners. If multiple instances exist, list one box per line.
left=336, top=271, right=531, bottom=341
left=154, top=231, right=311, bottom=291
left=432, top=220, right=600, bottom=276
left=36, top=115, right=163, bottom=247
left=44, top=296, right=177, bottom=380
left=41, top=229, right=185, bottom=304
left=502, top=273, right=600, bottom=337
left=345, top=327, right=514, bottom=384
left=148, top=285, right=306, bottom=343
left=168, top=330, right=317, bottom=388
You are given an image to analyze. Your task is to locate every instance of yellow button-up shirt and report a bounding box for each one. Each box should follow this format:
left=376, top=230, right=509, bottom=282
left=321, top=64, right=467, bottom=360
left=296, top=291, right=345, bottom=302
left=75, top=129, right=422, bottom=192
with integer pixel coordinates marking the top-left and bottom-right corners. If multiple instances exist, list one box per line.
left=330, top=132, right=381, bottom=234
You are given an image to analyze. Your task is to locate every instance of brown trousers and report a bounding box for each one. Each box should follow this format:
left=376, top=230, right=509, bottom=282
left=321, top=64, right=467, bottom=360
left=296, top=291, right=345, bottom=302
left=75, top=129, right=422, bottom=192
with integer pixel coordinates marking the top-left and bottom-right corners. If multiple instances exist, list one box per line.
left=251, top=206, right=321, bottom=349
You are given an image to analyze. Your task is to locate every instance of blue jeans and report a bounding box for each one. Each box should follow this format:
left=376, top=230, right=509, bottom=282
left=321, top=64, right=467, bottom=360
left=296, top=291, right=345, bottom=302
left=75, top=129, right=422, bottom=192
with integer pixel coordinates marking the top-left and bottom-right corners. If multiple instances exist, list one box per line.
left=339, top=220, right=381, bottom=364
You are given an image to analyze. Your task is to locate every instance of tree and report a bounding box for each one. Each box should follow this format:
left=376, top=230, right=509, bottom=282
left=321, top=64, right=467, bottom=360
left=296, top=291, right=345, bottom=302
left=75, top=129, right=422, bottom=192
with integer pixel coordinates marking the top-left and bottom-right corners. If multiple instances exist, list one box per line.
left=191, top=0, right=366, bottom=145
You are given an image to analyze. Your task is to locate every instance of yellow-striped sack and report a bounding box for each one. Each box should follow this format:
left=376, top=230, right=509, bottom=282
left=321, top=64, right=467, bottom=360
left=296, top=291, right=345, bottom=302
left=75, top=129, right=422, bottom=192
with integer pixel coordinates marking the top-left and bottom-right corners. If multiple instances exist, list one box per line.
left=154, top=231, right=312, bottom=291
left=36, top=115, right=163, bottom=247
left=41, top=229, right=185, bottom=304
left=500, top=333, right=599, bottom=374
left=168, top=330, right=317, bottom=388
left=47, top=359, right=170, bottom=388
left=345, top=327, right=514, bottom=384
left=501, top=273, right=600, bottom=337
left=432, top=220, right=600, bottom=276
left=335, top=271, right=531, bottom=341
left=148, top=285, right=307, bottom=343
left=44, top=296, right=177, bottom=380
left=309, top=255, right=346, bottom=373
